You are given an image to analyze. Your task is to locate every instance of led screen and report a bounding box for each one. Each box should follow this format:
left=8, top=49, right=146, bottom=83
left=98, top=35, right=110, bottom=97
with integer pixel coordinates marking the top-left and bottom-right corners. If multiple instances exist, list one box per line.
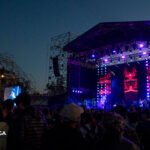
left=4, top=86, right=21, bottom=101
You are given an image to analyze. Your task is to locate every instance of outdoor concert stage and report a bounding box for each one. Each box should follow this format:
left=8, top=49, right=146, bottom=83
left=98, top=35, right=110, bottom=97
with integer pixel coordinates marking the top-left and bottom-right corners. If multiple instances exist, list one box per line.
left=64, top=21, right=150, bottom=109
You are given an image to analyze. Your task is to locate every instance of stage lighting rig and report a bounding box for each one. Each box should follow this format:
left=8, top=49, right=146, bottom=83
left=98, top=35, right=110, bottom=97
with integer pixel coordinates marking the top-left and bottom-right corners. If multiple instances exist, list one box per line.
left=98, top=41, right=150, bottom=67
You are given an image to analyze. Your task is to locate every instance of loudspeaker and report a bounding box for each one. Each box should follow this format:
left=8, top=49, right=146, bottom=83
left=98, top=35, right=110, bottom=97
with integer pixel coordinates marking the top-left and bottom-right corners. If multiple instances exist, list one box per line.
left=52, top=56, right=60, bottom=77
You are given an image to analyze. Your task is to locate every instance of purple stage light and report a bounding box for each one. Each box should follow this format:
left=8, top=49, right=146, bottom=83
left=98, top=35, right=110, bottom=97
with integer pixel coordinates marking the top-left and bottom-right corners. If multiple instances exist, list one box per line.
left=113, top=50, right=116, bottom=53
left=121, top=55, right=126, bottom=59
left=142, top=51, right=147, bottom=55
left=139, top=43, right=144, bottom=48
left=113, top=104, right=117, bottom=107
left=104, top=58, right=108, bottom=62
left=91, top=54, right=95, bottom=58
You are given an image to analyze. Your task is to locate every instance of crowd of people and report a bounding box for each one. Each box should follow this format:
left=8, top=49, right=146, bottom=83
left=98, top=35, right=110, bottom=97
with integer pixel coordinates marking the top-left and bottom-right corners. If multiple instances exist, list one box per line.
left=0, top=93, right=150, bottom=150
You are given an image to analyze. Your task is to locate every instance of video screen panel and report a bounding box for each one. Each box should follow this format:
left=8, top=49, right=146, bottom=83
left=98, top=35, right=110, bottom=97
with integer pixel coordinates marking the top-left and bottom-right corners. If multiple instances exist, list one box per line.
left=4, top=86, right=21, bottom=101
left=99, top=61, right=147, bottom=105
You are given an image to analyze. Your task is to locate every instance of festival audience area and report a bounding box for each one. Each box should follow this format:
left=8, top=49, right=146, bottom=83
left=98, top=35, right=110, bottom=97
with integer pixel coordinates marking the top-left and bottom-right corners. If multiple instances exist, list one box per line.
left=1, top=93, right=150, bottom=150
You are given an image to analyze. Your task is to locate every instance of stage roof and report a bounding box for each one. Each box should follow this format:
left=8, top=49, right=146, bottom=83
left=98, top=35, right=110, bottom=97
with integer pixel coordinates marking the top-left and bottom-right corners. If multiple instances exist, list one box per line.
left=64, top=21, right=150, bottom=52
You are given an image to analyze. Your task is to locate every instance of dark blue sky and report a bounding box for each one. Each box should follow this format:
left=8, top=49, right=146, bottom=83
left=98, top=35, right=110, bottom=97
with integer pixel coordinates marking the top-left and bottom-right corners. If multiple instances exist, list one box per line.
left=0, top=0, right=150, bottom=92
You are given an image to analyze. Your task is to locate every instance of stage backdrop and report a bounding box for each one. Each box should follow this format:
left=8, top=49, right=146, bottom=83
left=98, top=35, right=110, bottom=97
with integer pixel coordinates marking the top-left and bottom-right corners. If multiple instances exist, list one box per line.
left=99, top=61, right=146, bottom=105
left=69, top=64, right=97, bottom=99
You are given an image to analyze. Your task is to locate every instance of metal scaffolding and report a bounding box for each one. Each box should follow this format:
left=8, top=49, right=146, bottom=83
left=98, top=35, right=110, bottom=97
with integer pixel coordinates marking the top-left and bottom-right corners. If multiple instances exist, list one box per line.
left=0, top=53, right=34, bottom=99
left=47, top=32, right=78, bottom=96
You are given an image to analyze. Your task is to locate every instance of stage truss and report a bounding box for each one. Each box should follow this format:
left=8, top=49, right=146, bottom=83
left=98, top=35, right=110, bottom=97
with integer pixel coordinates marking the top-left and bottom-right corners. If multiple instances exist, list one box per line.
left=95, top=42, right=150, bottom=109
left=47, top=32, right=78, bottom=96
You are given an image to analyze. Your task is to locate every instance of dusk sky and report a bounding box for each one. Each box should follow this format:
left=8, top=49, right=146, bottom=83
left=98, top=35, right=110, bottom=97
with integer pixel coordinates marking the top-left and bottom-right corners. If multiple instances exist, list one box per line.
left=1, top=0, right=150, bottom=92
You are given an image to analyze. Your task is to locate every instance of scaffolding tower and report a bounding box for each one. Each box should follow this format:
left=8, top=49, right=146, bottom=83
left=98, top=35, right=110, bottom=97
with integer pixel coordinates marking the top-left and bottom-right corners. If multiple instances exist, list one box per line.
left=0, top=53, right=34, bottom=99
left=47, top=32, right=78, bottom=96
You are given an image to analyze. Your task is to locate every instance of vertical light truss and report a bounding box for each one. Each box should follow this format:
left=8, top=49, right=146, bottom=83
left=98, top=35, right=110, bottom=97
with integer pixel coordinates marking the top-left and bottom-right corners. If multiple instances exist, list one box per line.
left=100, top=65, right=103, bottom=99
left=104, top=64, right=107, bottom=98
left=146, top=59, right=150, bottom=100
left=97, top=65, right=107, bottom=108
left=96, top=65, right=100, bottom=101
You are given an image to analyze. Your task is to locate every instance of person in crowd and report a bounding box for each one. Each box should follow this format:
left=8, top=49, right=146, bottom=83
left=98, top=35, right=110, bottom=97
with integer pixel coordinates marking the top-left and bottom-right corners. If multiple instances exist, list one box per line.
left=12, top=93, right=48, bottom=150
left=1, top=99, right=15, bottom=150
left=44, top=103, right=86, bottom=150
left=42, top=108, right=52, bottom=125
left=80, top=112, right=98, bottom=148
left=137, top=109, right=150, bottom=150
left=48, top=105, right=64, bottom=128
left=0, top=107, right=9, bottom=150
left=113, top=105, right=140, bottom=145
left=94, top=112, right=140, bottom=150
left=2, top=99, right=14, bottom=125
left=128, top=109, right=139, bottom=128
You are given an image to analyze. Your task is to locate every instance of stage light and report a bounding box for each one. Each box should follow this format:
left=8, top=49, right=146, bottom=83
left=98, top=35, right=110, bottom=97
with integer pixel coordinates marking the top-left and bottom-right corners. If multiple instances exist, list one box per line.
left=91, top=54, right=95, bottom=58
left=139, top=43, right=144, bottom=48
left=112, top=50, right=116, bottom=54
left=113, top=104, right=117, bottom=107
left=104, top=58, right=108, bottom=62
left=0, top=74, right=5, bottom=78
left=121, top=55, right=126, bottom=59
left=142, top=51, right=147, bottom=55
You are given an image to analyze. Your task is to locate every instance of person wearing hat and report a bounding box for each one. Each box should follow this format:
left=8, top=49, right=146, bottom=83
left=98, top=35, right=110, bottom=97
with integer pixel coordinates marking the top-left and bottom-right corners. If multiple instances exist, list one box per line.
left=61, top=103, right=84, bottom=126
left=44, top=103, right=87, bottom=150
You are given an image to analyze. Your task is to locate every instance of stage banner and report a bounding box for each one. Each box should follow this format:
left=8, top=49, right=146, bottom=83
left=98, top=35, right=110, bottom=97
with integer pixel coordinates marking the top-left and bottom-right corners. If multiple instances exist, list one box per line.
left=124, top=66, right=138, bottom=101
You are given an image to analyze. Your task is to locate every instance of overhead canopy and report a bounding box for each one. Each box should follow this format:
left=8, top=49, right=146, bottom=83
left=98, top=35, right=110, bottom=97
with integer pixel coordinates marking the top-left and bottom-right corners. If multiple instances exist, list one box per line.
left=64, top=21, right=150, bottom=52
